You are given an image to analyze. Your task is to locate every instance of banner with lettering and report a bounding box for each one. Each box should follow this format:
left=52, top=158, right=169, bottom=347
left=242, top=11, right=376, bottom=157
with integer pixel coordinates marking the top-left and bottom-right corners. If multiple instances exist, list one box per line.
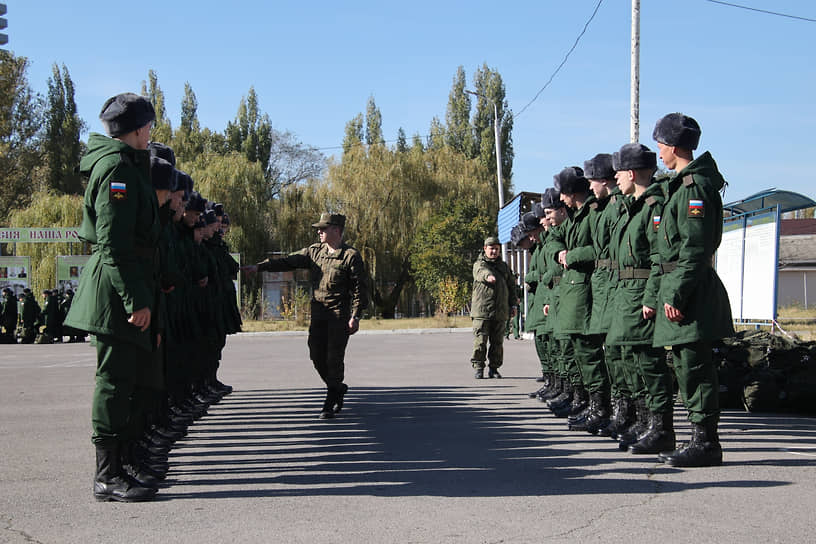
left=0, top=228, right=81, bottom=243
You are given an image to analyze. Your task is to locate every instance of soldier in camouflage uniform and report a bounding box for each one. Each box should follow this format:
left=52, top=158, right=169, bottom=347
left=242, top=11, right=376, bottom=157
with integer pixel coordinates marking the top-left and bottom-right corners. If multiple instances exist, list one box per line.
left=651, top=113, right=734, bottom=467
left=249, top=213, right=368, bottom=419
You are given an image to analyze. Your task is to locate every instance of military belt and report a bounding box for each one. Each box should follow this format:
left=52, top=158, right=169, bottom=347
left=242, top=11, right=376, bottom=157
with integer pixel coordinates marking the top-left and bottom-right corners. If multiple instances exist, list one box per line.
left=595, top=259, right=618, bottom=270
left=618, top=267, right=651, bottom=280
left=659, top=261, right=678, bottom=274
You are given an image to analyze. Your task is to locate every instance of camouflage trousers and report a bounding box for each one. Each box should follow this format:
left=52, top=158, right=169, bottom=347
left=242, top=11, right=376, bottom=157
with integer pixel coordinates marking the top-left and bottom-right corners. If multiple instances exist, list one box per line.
left=471, top=318, right=505, bottom=369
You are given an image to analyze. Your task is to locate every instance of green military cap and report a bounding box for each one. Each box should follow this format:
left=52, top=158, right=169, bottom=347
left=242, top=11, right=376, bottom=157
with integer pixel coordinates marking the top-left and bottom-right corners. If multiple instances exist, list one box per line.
left=312, top=212, right=346, bottom=229
left=484, top=236, right=500, bottom=246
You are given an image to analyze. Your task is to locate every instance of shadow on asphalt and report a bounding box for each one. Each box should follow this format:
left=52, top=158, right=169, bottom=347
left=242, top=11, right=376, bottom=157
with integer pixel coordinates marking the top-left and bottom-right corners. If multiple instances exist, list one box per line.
left=158, top=387, right=801, bottom=500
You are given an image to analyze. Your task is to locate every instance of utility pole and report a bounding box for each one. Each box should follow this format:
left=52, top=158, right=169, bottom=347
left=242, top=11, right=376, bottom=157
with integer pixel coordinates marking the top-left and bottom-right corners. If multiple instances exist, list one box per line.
left=630, top=0, right=640, bottom=143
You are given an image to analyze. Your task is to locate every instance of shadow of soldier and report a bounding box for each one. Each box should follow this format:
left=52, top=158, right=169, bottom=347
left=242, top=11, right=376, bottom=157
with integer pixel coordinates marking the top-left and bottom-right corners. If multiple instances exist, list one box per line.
left=158, top=386, right=798, bottom=500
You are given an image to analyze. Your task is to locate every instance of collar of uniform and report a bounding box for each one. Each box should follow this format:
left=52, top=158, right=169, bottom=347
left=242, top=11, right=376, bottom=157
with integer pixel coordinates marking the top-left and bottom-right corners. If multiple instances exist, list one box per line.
left=321, top=243, right=346, bottom=258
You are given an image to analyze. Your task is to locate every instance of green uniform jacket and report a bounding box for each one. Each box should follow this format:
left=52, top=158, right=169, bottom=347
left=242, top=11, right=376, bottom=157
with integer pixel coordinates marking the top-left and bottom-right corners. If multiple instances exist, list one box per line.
left=606, top=183, right=664, bottom=346
left=523, top=239, right=546, bottom=333
left=541, top=225, right=565, bottom=336
left=550, top=196, right=596, bottom=335
left=470, top=252, right=515, bottom=322
left=64, top=133, right=161, bottom=351
left=587, top=189, right=624, bottom=335
left=258, top=242, right=369, bottom=320
left=653, top=151, right=735, bottom=346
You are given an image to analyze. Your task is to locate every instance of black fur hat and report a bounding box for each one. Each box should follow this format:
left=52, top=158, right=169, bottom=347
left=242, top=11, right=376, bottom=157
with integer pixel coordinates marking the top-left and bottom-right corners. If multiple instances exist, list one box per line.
left=541, top=187, right=565, bottom=210
left=521, top=211, right=540, bottom=232
left=99, top=93, right=155, bottom=137
left=612, top=143, right=657, bottom=171
left=176, top=170, right=193, bottom=199
left=533, top=201, right=547, bottom=218
left=148, top=141, right=176, bottom=166
left=203, top=210, right=218, bottom=225
left=553, top=166, right=588, bottom=195
left=186, top=191, right=207, bottom=212
left=510, top=224, right=524, bottom=247
left=652, top=113, right=701, bottom=150
left=150, top=156, right=176, bottom=191
left=213, top=203, right=225, bottom=217
left=583, top=153, right=614, bottom=180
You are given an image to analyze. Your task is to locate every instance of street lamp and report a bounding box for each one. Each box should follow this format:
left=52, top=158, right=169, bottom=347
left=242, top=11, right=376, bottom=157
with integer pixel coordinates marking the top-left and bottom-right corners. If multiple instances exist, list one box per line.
left=466, top=89, right=507, bottom=261
left=465, top=90, right=504, bottom=209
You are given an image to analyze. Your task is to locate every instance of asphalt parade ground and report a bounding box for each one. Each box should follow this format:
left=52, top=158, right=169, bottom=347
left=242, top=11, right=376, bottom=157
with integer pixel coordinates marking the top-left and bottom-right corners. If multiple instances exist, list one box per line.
left=2, top=329, right=816, bottom=543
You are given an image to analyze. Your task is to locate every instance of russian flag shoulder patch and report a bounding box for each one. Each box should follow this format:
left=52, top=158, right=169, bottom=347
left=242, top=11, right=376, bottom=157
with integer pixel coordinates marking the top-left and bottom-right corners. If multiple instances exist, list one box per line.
left=687, top=199, right=704, bottom=218
left=110, top=181, right=127, bottom=202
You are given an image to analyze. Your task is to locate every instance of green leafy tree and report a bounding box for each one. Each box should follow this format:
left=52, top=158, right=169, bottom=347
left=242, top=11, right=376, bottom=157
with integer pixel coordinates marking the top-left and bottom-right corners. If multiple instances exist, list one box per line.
left=44, top=63, right=85, bottom=195
left=364, top=95, right=384, bottom=146
left=225, top=87, right=272, bottom=172
left=342, top=113, right=364, bottom=155
left=141, top=70, right=172, bottom=144
left=472, top=63, right=514, bottom=199
left=395, top=128, right=408, bottom=153
left=445, top=66, right=474, bottom=157
left=427, top=116, right=446, bottom=151
left=0, top=51, right=45, bottom=219
left=410, top=199, right=491, bottom=313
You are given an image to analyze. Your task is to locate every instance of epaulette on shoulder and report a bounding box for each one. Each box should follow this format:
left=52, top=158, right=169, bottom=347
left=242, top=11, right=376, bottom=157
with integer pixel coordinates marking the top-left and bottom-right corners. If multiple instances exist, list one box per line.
left=645, top=196, right=657, bottom=207
left=683, top=174, right=694, bottom=187
left=610, top=195, right=617, bottom=205
left=589, top=202, right=599, bottom=210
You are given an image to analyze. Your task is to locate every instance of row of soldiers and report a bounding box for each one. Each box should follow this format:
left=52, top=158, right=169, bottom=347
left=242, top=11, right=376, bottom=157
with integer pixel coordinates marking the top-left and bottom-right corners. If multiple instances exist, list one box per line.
left=63, top=92, right=243, bottom=502
left=0, top=287, right=86, bottom=344
left=512, top=113, right=733, bottom=468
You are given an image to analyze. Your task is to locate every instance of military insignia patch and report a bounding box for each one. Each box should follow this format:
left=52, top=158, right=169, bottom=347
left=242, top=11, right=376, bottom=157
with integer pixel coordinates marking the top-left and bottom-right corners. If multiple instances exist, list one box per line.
left=653, top=215, right=661, bottom=232
left=688, top=199, right=704, bottom=218
left=110, top=181, right=127, bottom=201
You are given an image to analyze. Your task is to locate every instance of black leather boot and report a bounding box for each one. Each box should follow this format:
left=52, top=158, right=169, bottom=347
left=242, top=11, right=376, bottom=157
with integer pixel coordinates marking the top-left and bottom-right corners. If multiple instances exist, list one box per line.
left=583, top=391, right=611, bottom=435
left=474, top=368, right=485, bottom=379
left=630, top=410, right=676, bottom=454
left=538, top=376, right=563, bottom=401
left=556, top=385, right=588, bottom=419
left=547, top=381, right=574, bottom=412
left=93, top=443, right=157, bottom=502
left=618, top=398, right=649, bottom=451
left=333, top=384, right=349, bottom=413
left=598, top=396, right=631, bottom=438
left=319, top=389, right=338, bottom=419
left=660, top=421, right=722, bottom=467
left=487, top=367, right=502, bottom=378
left=121, top=442, right=162, bottom=488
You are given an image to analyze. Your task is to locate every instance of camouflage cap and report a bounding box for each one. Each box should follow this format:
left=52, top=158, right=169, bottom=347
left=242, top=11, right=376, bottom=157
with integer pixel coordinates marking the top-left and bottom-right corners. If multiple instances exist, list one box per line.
left=484, top=236, right=501, bottom=246
left=312, top=212, right=346, bottom=229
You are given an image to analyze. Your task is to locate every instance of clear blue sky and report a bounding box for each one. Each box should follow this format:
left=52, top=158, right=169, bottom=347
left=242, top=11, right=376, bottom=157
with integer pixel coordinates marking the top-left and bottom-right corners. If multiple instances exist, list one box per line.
left=6, top=0, right=815, bottom=204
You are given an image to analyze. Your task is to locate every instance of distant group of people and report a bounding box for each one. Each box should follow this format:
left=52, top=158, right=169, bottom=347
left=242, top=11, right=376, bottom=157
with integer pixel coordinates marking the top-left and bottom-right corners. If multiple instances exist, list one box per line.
left=471, top=113, right=733, bottom=469
left=0, top=287, right=86, bottom=344
left=62, top=92, right=242, bottom=502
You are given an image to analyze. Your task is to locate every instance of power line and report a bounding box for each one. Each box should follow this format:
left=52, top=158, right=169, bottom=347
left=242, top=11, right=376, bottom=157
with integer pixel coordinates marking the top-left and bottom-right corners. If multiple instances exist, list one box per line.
left=315, top=2, right=607, bottom=151
left=705, top=0, right=816, bottom=23
left=512, top=0, right=605, bottom=120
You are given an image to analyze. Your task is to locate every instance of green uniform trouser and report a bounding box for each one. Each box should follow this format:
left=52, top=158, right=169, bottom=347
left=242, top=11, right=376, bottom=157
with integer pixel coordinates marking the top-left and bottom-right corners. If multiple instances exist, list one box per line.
left=554, top=336, right=581, bottom=384
left=471, top=318, right=505, bottom=369
left=511, top=313, right=520, bottom=339
left=92, top=336, right=162, bottom=444
left=672, top=341, right=719, bottom=424
left=571, top=333, right=608, bottom=393
left=604, top=343, right=631, bottom=399
left=309, top=315, right=350, bottom=388
left=535, top=333, right=551, bottom=373
left=632, top=344, right=673, bottom=413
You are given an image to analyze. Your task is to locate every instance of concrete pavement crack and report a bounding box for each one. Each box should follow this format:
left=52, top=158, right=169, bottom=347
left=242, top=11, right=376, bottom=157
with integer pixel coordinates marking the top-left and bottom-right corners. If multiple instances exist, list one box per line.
left=2, top=515, right=45, bottom=544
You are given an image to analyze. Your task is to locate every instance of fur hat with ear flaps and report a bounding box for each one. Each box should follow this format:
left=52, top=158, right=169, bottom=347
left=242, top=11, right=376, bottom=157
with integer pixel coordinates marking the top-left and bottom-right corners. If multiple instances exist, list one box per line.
left=612, top=143, right=657, bottom=171
left=583, top=153, right=614, bottom=180
left=652, top=113, right=701, bottom=150
left=553, top=166, right=588, bottom=195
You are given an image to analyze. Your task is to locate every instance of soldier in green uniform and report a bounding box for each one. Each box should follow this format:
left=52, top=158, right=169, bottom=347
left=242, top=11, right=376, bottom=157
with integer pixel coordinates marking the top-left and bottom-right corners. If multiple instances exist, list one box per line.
left=19, top=288, right=40, bottom=344
left=651, top=113, right=734, bottom=467
left=538, top=191, right=571, bottom=405
left=519, top=206, right=550, bottom=390
left=470, top=236, right=517, bottom=380
left=64, top=92, right=160, bottom=502
left=247, top=213, right=368, bottom=419
left=605, top=143, right=676, bottom=454
left=1, top=288, right=18, bottom=343
left=37, top=289, right=60, bottom=343
left=550, top=167, right=610, bottom=423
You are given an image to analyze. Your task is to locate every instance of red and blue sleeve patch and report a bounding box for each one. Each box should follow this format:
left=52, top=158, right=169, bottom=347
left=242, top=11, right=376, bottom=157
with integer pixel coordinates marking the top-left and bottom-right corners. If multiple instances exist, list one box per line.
left=110, top=181, right=127, bottom=202
left=687, top=199, right=704, bottom=218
